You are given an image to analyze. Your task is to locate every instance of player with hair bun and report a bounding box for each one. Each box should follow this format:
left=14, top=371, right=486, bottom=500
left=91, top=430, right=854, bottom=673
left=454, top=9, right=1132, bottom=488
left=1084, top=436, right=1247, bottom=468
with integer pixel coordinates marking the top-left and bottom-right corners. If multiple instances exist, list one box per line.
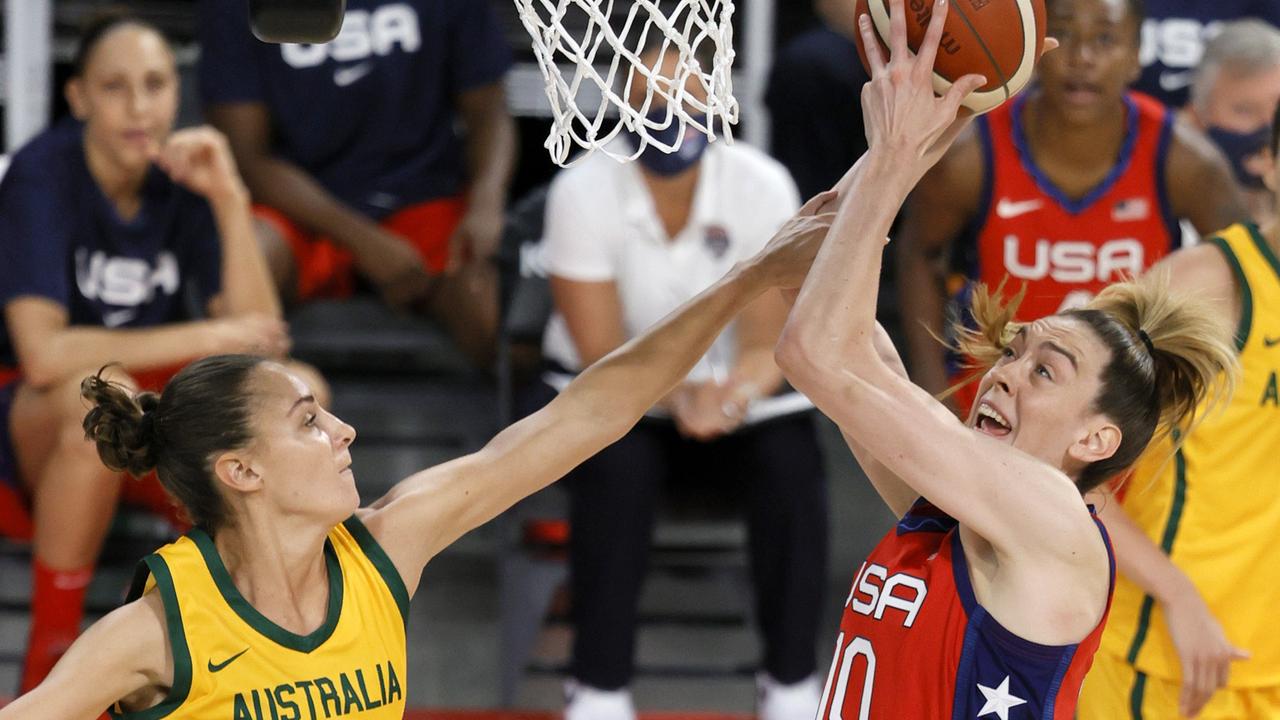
left=0, top=10, right=323, bottom=692
left=0, top=177, right=839, bottom=719
left=773, top=1, right=1239, bottom=717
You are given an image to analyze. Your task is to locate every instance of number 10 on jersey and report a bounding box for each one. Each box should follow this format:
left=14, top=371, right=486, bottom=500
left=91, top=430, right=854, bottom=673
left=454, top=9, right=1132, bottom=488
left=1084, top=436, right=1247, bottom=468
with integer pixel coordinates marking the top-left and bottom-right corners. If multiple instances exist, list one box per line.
left=818, top=633, right=877, bottom=720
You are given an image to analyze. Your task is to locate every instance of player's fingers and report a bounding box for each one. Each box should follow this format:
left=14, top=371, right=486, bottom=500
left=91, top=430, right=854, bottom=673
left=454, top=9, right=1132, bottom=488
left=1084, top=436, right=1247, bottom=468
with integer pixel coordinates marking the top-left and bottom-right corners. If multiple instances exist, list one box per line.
left=798, top=189, right=839, bottom=216
left=1178, top=659, right=1199, bottom=717
left=1214, top=655, right=1231, bottom=696
left=915, top=0, right=949, bottom=79
left=1230, top=645, right=1251, bottom=661
left=942, top=74, right=986, bottom=114
left=1189, top=658, right=1213, bottom=718
left=1041, top=37, right=1060, bottom=56
left=888, top=0, right=909, bottom=60
left=859, top=15, right=887, bottom=76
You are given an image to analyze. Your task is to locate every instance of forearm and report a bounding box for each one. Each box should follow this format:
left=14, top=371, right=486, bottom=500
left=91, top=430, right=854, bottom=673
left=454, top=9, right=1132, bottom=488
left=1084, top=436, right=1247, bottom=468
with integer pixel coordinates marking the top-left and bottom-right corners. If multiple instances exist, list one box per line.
left=731, top=345, right=785, bottom=397
left=564, top=265, right=768, bottom=426
left=783, top=150, right=913, bottom=365
left=24, top=324, right=212, bottom=389
left=462, top=102, right=516, bottom=212
left=1095, top=494, right=1199, bottom=606
left=208, top=189, right=282, bottom=318
left=369, top=262, right=770, bottom=565
left=238, top=154, right=386, bottom=255
left=898, top=253, right=950, bottom=394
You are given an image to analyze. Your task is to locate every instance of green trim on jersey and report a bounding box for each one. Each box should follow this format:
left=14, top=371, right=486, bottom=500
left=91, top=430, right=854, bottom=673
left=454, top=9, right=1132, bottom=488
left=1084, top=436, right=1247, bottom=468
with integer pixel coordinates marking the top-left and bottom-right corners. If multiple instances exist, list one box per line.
left=110, top=555, right=192, bottom=719
left=1209, top=235, right=1253, bottom=352
left=189, top=528, right=345, bottom=652
left=1248, top=222, right=1280, bottom=283
left=1125, top=439, right=1188, bottom=667
left=343, top=515, right=411, bottom=624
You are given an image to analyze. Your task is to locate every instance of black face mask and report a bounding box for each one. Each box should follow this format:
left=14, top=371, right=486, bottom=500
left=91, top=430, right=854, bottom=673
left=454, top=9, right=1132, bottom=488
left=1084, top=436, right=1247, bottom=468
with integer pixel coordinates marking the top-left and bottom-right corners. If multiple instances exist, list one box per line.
left=1206, top=124, right=1273, bottom=190
left=626, top=110, right=709, bottom=176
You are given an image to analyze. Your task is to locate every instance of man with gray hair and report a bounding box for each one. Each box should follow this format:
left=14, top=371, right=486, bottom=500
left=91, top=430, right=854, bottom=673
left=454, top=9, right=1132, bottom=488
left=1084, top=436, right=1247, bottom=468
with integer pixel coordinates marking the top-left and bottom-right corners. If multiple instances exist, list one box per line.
left=1186, top=20, right=1280, bottom=226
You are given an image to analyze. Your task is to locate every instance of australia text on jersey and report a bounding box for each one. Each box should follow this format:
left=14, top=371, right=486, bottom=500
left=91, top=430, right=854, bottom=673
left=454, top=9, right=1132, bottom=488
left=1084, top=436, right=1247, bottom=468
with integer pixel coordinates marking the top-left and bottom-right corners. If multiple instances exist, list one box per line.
left=231, top=658, right=402, bottom=720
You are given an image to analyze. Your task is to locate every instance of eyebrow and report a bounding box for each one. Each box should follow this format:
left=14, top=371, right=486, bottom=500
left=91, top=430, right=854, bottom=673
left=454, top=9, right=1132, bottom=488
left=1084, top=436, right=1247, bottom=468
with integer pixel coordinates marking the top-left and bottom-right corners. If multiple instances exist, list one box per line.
left=288, top=395, right=317, bottom=416
left=1015, top=328, right=1079, bottom=370
left=1044, top=342, right=1079, bottom=370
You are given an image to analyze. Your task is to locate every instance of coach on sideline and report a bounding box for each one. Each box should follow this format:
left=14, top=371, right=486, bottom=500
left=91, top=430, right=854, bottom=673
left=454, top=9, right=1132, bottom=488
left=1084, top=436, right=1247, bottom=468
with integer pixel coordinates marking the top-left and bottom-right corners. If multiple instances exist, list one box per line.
left=532, top=39, right=828, bottom=720
left=1184, top=20, right=1280, bottom=228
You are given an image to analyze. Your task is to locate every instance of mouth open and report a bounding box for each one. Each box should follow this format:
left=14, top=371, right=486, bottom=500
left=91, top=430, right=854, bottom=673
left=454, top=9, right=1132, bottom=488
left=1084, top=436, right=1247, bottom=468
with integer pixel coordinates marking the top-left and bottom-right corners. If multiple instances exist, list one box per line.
left=974, top=402, right=1014, bottom=438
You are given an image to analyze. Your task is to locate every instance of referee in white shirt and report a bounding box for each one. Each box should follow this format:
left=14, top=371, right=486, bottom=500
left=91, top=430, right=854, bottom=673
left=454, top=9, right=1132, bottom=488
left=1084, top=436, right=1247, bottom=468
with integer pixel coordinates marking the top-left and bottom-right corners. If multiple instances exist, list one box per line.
left=536, top=39, right=828, bottom=720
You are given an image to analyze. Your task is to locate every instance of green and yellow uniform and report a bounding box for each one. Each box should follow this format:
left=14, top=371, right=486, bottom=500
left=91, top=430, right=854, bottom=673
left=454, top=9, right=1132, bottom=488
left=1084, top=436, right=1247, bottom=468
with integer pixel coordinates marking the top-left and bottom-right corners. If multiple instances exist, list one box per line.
left=110, top=515, right=409, bottom=720
left=1080, top=223, right=1280, bottom=718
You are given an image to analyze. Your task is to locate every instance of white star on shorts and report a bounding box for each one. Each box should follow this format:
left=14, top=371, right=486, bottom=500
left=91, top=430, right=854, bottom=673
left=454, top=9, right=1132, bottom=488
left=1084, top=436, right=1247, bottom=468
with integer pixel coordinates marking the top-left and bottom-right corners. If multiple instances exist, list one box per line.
left=976, top=676, right=1027, bottom=719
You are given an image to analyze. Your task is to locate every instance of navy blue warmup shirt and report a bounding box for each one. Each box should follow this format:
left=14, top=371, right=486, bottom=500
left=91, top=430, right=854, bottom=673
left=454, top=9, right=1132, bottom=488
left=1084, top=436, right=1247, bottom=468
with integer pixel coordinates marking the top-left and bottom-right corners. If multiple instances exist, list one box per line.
left=198, top=0, right=513, bottom=219
left=0, top=119, right=222, bottom=369
left=1137, top=1, right=1280, bottom=107
left=765, top=25, right=868, bottom=200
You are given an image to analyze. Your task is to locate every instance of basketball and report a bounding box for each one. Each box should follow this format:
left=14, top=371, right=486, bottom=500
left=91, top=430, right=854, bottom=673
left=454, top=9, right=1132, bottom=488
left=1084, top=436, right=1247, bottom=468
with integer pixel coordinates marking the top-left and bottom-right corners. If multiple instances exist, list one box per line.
left=854, top=0, right=1046, bottom=115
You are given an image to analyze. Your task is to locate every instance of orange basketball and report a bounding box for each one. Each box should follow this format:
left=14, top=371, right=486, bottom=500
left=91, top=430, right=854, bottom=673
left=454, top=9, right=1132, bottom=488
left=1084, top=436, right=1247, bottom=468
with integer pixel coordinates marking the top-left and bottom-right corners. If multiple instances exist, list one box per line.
left=854, top=0, right=1046, bottom=114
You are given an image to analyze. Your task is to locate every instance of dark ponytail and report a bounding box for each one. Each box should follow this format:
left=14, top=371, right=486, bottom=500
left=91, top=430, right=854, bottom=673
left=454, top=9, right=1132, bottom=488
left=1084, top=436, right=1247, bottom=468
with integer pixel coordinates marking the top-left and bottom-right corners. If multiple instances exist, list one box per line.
left=81, top=373, right=163, bottom=478
left=81, top=355, right=266, bottom=531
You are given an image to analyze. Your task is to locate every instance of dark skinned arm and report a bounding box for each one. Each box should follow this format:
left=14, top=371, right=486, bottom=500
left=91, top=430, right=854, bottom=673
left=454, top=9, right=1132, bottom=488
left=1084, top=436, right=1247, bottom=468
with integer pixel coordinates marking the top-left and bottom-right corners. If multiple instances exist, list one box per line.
left=204, top=102, right=432, bottom=307
left=448, top=82, right=518, bottom=267
left=895, top=125, right=984, bottom=398
left=1165, top=118, right=1251, bottom=238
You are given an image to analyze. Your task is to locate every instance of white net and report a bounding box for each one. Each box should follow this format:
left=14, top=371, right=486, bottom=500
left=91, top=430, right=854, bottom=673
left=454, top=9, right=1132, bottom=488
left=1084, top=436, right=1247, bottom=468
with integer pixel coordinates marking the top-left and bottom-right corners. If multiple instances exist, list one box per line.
left=513, top=0, right=739, bottom=166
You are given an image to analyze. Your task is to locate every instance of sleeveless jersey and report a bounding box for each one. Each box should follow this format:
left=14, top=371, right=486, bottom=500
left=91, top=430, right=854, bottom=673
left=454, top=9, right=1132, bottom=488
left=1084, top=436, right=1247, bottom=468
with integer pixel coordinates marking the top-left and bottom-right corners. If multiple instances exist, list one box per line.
left=817, top=500, right=1115, bottom=719
left=110, top=516, right=410, bottom=719
left=960, top=91, right=1178, bottom=320
left=948, top=91, right=1179, bottom=411
left=1103, top=223, right=1280, bottom=687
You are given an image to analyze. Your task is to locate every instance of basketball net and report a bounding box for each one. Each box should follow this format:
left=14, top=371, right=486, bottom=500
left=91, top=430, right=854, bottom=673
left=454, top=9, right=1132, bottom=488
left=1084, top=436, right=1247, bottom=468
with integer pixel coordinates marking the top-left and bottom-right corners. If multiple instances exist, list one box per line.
left=513, top=0, right=739, bottom=166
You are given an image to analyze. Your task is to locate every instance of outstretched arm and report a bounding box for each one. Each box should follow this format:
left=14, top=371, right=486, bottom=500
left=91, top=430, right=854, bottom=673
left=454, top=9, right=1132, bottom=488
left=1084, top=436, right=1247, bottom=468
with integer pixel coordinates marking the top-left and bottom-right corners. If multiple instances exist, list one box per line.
left=361, top=197, right=836, bottom=593
left=0, top=593, right=169, bottom=720
left=775, top=1, right=1098, bottom=564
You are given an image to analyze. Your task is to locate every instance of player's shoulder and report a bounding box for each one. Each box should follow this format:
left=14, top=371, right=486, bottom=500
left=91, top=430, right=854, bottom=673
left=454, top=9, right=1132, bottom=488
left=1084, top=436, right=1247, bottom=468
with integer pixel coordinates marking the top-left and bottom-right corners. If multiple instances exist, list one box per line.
left=1165, top=111, right=1228, bottom=172
left=1156, top=236, right=1239, bottom=296
left=4, top=119, right=81, bottom=185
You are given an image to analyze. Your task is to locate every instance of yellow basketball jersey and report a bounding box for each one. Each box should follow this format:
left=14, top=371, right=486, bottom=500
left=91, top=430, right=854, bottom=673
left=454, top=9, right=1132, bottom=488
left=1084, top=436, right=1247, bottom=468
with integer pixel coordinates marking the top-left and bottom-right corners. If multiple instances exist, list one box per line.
left=1101, top=223, right=1280, bottom=687
left=110, top=516, right=409, bottom=719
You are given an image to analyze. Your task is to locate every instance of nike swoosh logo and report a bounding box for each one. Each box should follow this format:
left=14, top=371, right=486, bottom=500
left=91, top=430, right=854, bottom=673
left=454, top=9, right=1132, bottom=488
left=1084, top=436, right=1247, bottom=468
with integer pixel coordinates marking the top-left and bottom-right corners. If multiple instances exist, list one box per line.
left=1159, top=70, right=1194, bottom=93
left=1265, top=336, right=1280, bottom=348
left=995, top=198, right=1044, bottom=219
left=102, top=308, right=138, bottom=328
left=333, top=62, right=373, bottom=88
left=208, top=647, right=250, bottom=673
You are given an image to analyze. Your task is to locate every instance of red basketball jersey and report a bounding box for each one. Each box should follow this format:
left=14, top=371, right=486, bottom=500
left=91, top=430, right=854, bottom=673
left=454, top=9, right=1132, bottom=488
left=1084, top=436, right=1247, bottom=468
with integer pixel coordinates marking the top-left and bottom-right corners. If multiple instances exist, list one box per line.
left=817, top=500, right=1114, bottom=720
left=962, top=91, right=1177, bottom=318
left=947, top=92, right=1178, bottom=410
